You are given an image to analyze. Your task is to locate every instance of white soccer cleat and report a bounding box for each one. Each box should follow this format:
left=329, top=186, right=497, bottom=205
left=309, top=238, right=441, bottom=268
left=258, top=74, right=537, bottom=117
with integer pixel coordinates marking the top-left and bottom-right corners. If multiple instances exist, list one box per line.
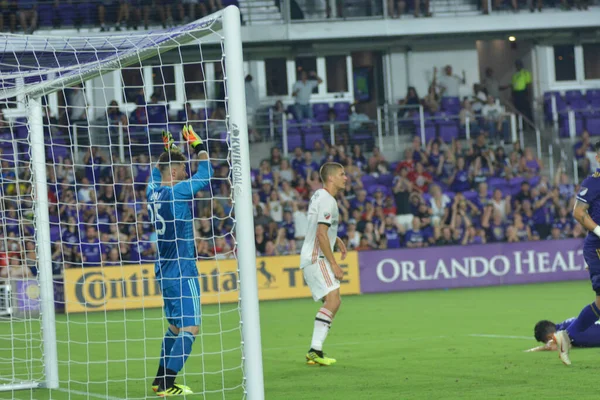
left=552, top=330, right=571, bottom=366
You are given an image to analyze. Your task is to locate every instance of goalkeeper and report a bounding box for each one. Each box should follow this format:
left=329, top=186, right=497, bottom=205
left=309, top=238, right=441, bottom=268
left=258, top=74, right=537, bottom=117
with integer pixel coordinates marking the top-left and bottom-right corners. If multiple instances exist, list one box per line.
left=146, top=125, right=213, bottom=397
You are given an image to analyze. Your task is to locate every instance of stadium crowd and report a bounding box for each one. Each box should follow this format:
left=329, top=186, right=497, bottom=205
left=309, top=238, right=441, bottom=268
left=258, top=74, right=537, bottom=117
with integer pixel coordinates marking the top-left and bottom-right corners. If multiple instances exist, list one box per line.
left=0, top=115, right=584, bottom=276
left=0, top=65, right=595, bottom=276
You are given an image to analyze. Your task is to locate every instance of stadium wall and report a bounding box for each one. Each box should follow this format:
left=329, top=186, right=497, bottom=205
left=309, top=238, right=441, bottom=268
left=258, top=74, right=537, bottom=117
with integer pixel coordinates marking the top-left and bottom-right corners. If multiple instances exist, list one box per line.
left=7, top=240, right=585, bottom=315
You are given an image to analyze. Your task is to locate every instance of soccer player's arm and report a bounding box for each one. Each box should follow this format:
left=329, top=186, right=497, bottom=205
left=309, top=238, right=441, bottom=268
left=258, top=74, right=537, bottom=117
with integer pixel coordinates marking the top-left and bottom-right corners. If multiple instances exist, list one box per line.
left=316, top=198, right=344, bottom=280
left=173, top=158, right=214, bottom=200
left=573, top=181, right=600, bottom=236
left=524, top=341, right=557, bottom=352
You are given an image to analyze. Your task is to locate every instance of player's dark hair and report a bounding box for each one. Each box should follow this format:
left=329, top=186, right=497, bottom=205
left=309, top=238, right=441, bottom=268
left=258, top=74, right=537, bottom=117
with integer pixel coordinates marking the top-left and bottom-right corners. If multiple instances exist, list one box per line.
left=157, top=151, right=187, bottom=173
left=594, top=141, right=600, bottom=153
left=319, top=162, right=343, bottom=183
left=534, top=320, right=556, bottom=343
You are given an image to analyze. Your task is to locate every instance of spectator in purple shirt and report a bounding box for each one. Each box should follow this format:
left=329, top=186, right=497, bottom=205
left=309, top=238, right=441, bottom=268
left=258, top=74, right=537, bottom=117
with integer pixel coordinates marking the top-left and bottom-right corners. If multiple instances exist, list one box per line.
left=81, top=227, right=102, bottom=267
left=297, top=151, right=320, bottom=179
left=532, top=186, right=559, bottom=238
left=482, top=208, right=506, bottom=242
left=291, top=147, right=304, bottom=173
left=405, top=217, right=428, bottom=248
left=449, top=156, right=471, bottom=193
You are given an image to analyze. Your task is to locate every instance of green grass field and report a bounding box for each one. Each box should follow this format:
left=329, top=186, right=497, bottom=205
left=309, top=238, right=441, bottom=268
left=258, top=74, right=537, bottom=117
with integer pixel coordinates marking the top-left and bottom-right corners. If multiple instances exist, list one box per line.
left=2, top=280, right=600, bottom=400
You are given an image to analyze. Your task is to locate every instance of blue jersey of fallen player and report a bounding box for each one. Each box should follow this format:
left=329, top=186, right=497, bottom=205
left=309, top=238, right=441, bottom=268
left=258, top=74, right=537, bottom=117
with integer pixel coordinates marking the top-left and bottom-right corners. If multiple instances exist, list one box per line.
left=555, top=317, right=600, bottom=347
left=146, top=160, right=213, bottom=289
left=576, top=169, right=600, bottom=247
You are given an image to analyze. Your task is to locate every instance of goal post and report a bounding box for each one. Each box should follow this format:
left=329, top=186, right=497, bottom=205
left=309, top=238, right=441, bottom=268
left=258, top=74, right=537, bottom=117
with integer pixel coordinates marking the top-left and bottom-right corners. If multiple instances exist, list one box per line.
left=222, top=8, right=265, bottom=400
left=29, top=96, right=59, bottom=390
left=0, top=5, right=264, bottom=399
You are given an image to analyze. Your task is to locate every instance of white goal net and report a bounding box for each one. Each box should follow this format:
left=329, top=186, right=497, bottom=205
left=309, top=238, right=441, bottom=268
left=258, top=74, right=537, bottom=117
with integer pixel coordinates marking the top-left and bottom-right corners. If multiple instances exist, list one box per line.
left=0, top=6, right=263, bottom=400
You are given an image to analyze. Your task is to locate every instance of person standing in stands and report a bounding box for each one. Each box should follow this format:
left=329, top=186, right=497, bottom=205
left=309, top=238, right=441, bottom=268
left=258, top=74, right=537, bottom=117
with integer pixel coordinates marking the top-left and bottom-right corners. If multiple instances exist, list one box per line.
left=508, top=60, right=533, bottom=123
left=292, top=70, right=322, bottom=121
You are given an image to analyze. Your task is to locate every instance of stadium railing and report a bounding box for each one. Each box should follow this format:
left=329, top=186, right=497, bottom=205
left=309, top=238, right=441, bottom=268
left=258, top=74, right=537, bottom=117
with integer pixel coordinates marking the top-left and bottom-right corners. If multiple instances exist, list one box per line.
left=377, top=102, right=520, bottom=147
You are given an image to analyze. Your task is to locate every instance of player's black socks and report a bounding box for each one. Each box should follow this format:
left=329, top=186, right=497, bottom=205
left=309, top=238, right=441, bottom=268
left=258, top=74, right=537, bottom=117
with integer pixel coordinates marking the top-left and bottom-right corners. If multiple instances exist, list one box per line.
left=152, top=365, right=165, bottom=386
left=309, top=348, right=324, bottom=358
left=157, top=368, right=178, bottom=390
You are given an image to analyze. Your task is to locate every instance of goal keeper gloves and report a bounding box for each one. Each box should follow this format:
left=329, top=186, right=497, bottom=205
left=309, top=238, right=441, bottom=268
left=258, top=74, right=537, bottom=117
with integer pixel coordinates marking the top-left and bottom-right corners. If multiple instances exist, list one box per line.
left=162, top=130, right=178, bottom=152
left=182, top=125, right=206, bottom=154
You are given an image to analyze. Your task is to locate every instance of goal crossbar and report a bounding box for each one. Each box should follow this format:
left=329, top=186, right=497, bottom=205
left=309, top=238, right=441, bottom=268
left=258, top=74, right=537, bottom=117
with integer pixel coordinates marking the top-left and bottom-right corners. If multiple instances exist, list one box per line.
left=0, top=12, right=224, bottom=101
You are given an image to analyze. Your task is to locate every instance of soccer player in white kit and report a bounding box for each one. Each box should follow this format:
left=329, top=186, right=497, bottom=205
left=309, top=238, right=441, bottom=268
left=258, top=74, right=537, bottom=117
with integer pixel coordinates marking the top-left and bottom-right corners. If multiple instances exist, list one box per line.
left=301, top=162, right=348, bottom=366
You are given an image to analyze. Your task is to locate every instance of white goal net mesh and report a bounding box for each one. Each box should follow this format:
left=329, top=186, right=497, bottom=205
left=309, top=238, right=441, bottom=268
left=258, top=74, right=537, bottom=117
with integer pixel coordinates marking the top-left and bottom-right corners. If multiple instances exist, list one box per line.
left=0, top=9, right=251, bottom=399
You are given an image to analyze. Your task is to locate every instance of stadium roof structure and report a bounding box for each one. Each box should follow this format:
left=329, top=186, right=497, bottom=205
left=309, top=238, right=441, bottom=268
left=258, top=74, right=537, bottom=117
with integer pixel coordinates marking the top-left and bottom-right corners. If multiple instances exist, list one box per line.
left=0, top=14, right=222, bottom=102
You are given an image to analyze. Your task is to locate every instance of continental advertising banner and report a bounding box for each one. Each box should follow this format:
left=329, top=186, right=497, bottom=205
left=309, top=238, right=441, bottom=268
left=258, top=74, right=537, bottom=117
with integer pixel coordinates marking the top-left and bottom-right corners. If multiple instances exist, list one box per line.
left=64, top=253, right=360, bottom=313
left=358, top=239, right=588, bottom=293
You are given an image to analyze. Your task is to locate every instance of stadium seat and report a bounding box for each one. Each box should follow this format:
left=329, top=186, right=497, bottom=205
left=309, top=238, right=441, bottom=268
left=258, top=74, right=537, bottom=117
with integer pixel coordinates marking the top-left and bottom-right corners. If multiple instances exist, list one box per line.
left=361, top=174, right=377, bottom=187
left=565, top=89, right=584, bottom=104
left=436, top=117, right=459, bottom=143
left=286, top=132, right=302, bottom=151
left=586, top=111, right=600, bottom=136
left=312, top=103, right=329, bottom=118
left=37, top=4, right=54, bottom=27
left=586, top=89, right=600, bottom=102
left=440, top=97, right=461, bottom=114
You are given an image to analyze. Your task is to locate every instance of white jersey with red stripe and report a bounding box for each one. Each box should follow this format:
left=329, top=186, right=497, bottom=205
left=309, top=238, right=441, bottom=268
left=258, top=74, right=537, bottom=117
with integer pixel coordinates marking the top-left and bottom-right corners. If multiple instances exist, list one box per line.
left=300, top=188, right=339, bottom=269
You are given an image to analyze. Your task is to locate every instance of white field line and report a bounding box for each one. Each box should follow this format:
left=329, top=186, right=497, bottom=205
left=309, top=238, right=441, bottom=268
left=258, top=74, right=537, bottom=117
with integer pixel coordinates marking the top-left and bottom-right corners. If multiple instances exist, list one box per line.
left=468, top=334, right=532, bottom=340
left=55, top=387, right=124, bottom=400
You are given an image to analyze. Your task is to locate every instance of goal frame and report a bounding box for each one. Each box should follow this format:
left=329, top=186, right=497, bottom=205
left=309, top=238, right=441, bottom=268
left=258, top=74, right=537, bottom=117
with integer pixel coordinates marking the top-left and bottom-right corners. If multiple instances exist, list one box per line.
left=0, top=6, right=265, bottom=399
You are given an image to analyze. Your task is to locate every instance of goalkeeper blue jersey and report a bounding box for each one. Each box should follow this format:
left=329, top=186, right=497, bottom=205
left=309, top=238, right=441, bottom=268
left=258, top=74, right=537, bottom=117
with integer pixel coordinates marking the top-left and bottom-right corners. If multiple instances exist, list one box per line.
left=146, top=160, right=213, bottom=289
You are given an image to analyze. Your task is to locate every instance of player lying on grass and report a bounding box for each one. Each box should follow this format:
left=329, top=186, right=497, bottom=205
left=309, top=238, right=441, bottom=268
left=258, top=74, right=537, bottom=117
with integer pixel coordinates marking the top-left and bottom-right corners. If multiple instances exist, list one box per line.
left=526, top=318, right=600, bottom=352
left=300, top=162, right=348, bottom=366
left=147, top=126, right=213, bottom=397
left=552, top=141, right=600, bottom=366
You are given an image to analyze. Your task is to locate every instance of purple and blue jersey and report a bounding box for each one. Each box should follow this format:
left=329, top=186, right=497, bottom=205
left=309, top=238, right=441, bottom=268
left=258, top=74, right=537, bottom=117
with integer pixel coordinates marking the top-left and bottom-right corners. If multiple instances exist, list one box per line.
left=146, top=160, right=213, bottom=289
left=576, top=169, right=600, bottom=292
left=555, top=317, right=600, bottom=347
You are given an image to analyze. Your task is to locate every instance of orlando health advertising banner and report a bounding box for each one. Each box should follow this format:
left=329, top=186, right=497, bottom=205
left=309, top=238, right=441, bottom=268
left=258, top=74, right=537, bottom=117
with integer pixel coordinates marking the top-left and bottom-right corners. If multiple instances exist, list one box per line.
left=63, top=253, right=360, bottom=313
left=358, top=239, right=588, bottom=293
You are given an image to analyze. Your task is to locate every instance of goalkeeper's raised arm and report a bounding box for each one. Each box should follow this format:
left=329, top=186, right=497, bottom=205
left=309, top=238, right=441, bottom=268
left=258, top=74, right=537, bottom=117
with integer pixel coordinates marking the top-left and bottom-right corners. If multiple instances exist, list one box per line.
left=149, top=125, right=214, bottom=199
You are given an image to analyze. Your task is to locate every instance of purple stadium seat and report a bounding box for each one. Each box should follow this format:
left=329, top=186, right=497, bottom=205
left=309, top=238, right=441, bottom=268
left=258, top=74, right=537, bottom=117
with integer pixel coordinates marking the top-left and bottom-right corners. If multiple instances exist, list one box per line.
left=79, top=2, right=97, bottom=25
left=47, top=145, right=70, bottom=161
left=50, top=225, right=61, bottom=242
left=333, top=102, right=350, bottom=115
left=586, top=115, right=600, bottom=136
left=313, top=103, right=329, bottom=117
left=13, top=126, right=27, bottom=140
left=570, top=99, right=589, bottom=112
left=586, top=89, right=600, bottom=101
left=37, top=4, right=53, bottom=26
left=565, top=90, right=584, bottom=104
left=58, top=4, right=75, bottom=26
left=286, top=134, right=302, bottom=151
left=376, top=174, right=394, bottom=186
left=437, top=120, right=459, bottom=142
left=416, top=125, right=436, bottom=142
left=462, top=191, right=478, bottom=202
left=488, top=177, right=507, bottom=189
left=361, top=174, right=377, bottom=187
left=440, top=97, right=461, bottom=114
left=304, top=133, right=324, bottom=150
left=366, top=184, right=390, bottom=197
left=560, top=116, right=584, bottom=137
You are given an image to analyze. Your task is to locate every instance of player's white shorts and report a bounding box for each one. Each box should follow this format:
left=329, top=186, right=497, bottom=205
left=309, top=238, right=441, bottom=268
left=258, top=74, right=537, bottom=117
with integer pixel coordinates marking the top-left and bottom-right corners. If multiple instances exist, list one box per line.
left=302, top=258, right=340, bottom=301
